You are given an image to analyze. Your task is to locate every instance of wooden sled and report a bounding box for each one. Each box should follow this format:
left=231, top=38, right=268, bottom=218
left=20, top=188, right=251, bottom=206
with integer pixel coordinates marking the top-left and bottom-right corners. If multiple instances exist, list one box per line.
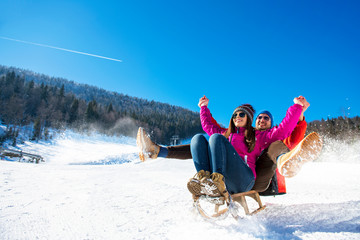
left=195, top=190, right=266, bottom=220
left=231, top=190, right=266, bottom=219
left=195, top=195, right=230, bottom=220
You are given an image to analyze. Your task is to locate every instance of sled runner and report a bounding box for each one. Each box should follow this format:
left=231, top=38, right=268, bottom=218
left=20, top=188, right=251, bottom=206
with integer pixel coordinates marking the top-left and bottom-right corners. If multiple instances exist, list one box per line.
left=195, top=195, right=230, bottom=220
left=231, top=190, right=266, bottom=217
left=195, top=190, right=266, bottom=220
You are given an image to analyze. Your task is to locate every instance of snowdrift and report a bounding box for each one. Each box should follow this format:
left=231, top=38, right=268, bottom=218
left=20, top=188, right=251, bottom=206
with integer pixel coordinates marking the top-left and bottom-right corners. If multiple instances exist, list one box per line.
left=1, top=130, right=359, bottom=239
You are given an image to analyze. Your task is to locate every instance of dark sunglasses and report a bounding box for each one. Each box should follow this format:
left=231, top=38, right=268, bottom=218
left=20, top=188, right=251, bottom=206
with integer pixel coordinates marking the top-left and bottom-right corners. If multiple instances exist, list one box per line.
left=257, top=116, right=270, bottom=121
left=232, top=112, right=246, bottom=119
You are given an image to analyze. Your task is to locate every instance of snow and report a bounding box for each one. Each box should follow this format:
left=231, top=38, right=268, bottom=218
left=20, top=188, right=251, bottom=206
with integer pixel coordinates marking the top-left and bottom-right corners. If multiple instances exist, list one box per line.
left=1, top=130, right=360, bottom=240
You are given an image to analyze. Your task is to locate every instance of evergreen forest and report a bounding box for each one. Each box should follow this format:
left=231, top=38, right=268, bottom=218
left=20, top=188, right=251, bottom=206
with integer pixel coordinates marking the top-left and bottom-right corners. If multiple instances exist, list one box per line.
left=0, top=65, right=203, bottom=145
left=1, top=65, right=359, bottom=147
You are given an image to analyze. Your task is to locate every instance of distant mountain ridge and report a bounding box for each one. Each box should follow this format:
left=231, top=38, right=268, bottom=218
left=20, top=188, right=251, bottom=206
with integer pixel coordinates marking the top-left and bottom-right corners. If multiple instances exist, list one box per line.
left=2, top=65, right=358, bottom=146
left=0, top=65, right=203, bottom=144
left=0, top=65, right=190, bottom=115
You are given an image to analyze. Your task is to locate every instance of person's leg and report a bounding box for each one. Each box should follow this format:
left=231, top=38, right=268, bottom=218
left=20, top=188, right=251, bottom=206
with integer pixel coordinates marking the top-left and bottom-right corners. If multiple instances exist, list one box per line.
left=157, top=146, right=168, bottom=158
left=253, top=141, right=289, bottom=192
left=208, top=134, right=255, bottom=194
left=188, top=134, right=212, bottom=199
left=166, top=144, right=192, bottom=159
left=277, top=132, right=323, bottom=177
left=190, top=134, right=211, bottom=172
left=267, top=141, right=289, bottom=164
left=136, top=127, right=192, bottom=160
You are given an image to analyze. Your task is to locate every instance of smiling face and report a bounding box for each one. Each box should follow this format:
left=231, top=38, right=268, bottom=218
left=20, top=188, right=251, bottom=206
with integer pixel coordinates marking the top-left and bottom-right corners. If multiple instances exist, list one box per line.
left=255, top=113, right=272, bottom=131
left=232, top=111, right=248, bottom=128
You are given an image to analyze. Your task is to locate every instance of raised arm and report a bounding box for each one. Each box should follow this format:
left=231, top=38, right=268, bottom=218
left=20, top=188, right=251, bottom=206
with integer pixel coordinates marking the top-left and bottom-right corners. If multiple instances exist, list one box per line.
left=211, top=116, right=227, bottom=132
left=261, top=97, right=304, bottom=144
left=283, top=96, right=309, bottom=149
left=297, top=96, right=310, bottom=122
left=198, top=96, right=225, bottom=136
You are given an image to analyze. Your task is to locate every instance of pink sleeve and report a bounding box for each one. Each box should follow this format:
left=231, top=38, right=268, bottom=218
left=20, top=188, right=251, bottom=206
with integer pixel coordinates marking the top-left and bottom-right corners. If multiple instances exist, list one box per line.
left=200, top=106, right=226, bottom=136
left=283, top=119, right=307, bottom=150
left=262, top=104, right=303, bottom=144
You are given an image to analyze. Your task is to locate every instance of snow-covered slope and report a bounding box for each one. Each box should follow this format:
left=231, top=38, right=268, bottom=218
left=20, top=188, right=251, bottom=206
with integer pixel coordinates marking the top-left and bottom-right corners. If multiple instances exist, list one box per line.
left=1, top=131, right=359, bottom=240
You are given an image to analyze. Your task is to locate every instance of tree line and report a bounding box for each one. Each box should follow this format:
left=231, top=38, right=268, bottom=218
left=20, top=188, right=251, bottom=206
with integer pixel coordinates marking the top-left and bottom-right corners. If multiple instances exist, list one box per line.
left=307, top=116, right=360, bottom=143
left=1, top=65, right=359, bottom=147
left=0, top=69, right=203, bottom=145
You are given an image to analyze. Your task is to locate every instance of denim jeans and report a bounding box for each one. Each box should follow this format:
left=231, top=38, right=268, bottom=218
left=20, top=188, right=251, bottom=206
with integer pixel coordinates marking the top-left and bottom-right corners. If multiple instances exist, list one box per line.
left=190, top=133, right=255, bottom=194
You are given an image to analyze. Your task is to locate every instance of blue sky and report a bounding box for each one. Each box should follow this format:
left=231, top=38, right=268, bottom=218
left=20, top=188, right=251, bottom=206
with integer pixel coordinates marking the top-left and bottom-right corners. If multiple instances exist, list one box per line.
left=1, top=0, right=359, bottom=126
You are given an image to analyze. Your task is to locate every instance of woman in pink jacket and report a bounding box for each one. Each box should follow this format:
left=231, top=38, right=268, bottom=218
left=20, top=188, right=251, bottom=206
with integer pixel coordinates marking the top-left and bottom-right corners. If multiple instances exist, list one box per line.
left=187, top=96, right=304, bottom=203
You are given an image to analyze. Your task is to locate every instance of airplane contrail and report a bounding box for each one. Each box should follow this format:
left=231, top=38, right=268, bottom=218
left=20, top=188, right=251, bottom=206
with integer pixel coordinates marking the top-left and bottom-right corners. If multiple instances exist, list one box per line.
left=0, top=36, right=123, bottom=62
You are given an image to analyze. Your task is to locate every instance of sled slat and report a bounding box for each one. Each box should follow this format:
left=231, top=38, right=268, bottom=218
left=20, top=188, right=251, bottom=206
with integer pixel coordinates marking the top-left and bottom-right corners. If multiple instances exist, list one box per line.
left=231, top=190, right=266, bottom=216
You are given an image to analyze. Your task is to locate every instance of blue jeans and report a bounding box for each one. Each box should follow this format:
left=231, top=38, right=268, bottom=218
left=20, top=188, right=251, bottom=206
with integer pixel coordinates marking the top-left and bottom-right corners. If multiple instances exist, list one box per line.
left=190, top=134, right=255, bottom=194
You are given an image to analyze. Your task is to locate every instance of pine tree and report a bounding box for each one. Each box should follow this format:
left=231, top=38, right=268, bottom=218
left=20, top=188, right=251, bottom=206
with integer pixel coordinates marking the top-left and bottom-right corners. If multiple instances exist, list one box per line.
left=68, top=99, right=79, bottom=124
left=44, top=128, right=49, bottom=141
left=59, top=84, right=65, bottom=99
left=85, top=100, right=99, bottom=122
left=107, top=103, right=114, bottom=113
left=32, top=118, right=42, bottom=141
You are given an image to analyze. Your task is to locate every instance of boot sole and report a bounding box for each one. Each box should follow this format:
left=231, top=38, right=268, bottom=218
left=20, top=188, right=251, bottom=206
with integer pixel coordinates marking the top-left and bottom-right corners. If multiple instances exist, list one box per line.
left=136, top=127, right=160, bottom=161
left=188, top=179, right=222, bottom=198
left=187, top=179, right=203, bottom=197
left=278, top=132, right=323, bottom=177
left=136, top=127, right=149, bottom=162
left=201, top=179, right=223, bottom=197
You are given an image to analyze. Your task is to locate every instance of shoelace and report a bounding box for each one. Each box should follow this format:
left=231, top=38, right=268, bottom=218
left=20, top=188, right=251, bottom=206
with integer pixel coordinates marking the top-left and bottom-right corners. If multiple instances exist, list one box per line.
left=211, top=174, right=220, bottom=182
left=195, top=172, right=204, bottom=180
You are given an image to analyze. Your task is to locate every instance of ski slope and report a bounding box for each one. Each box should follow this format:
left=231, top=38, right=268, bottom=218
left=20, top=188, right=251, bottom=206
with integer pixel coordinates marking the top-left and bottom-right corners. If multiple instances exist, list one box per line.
left=1, top=130, right=360, bottom=240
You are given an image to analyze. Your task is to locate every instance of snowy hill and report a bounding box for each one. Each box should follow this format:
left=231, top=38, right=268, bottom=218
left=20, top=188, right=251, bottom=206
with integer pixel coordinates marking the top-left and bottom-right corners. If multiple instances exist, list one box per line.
left=1, top=131, right=360, bottom=240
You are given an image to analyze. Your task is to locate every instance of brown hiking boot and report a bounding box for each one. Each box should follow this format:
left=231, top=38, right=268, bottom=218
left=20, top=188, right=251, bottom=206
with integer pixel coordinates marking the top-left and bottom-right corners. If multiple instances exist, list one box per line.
left=201, top=172, right=229, bottom=202
left=277, top=132, right=323, bottom=178
left=187, top=170, right=210, bottom=201
left=136, top=127, right=160, bottom=161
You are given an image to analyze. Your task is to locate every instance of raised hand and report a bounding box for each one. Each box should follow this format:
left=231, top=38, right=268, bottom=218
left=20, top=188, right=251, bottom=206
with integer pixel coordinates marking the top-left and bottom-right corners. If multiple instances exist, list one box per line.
left=293, top=96, right=304, bottom=107
left=295, top=96, right=310, bottom=121
left=297, top=96, right=310, bottom=112
left=198, top=95, right=209, bottom=108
